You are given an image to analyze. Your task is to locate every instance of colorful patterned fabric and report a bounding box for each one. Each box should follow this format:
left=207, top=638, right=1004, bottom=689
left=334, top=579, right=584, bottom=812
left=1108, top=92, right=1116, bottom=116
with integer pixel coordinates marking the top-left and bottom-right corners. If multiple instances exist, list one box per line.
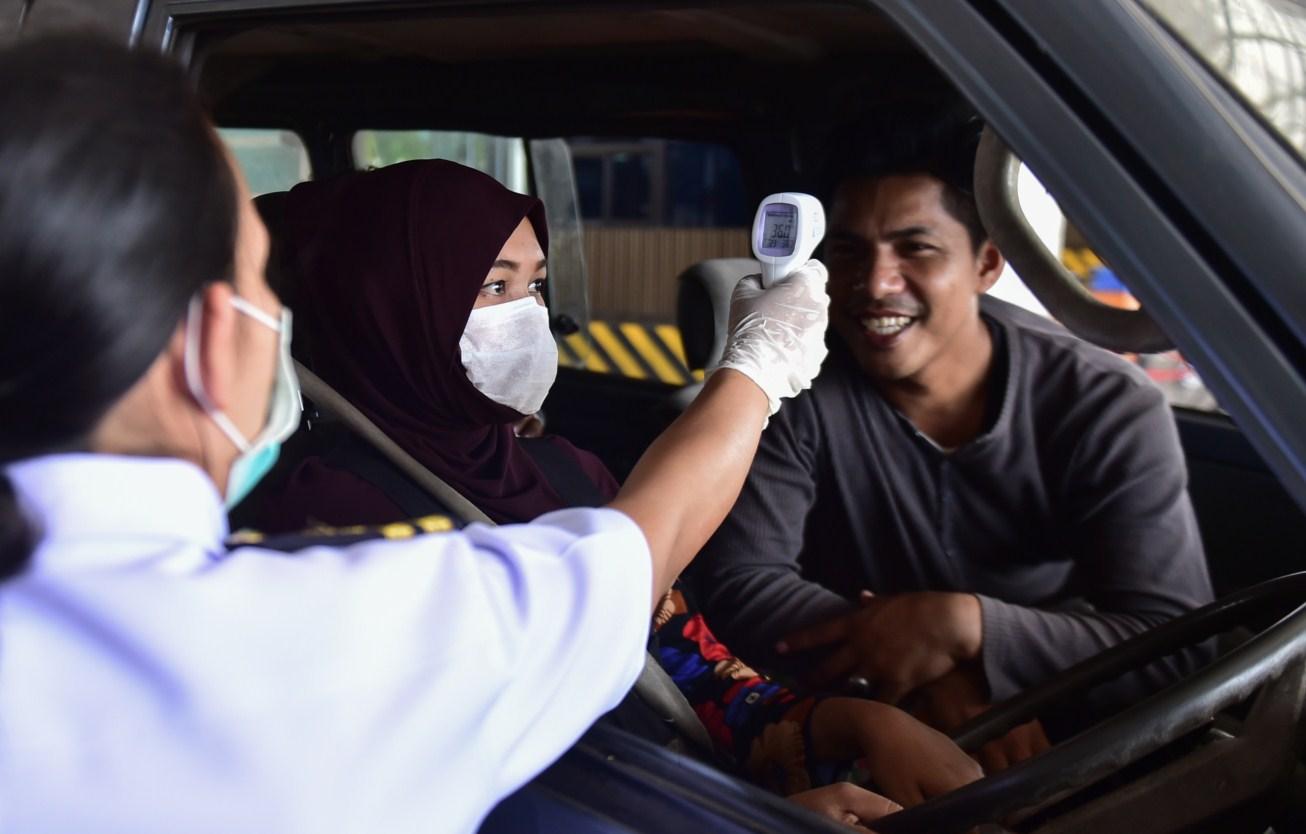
left=652, top=588, right=825, bottom=796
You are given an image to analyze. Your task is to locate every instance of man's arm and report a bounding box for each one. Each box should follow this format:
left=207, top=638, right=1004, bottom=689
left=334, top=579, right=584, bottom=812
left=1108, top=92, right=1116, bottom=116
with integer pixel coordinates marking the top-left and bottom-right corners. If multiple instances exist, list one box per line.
left=777, top=377, right=1212, bottom=714
left=688, top=394, right=853, bottom=664
left=978, top=378, right=1213, bottom=704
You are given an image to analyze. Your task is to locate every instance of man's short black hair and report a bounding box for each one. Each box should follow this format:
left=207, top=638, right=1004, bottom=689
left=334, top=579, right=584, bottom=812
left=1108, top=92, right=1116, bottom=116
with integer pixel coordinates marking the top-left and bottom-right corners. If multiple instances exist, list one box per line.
left=822, top=106, right=987, bottom=252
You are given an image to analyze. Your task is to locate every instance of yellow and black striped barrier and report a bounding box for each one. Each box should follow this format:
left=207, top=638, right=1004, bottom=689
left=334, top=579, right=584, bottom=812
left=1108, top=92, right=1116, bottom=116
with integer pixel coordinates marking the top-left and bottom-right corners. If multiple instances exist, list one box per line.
left=557, top=320, right=705, bottom=386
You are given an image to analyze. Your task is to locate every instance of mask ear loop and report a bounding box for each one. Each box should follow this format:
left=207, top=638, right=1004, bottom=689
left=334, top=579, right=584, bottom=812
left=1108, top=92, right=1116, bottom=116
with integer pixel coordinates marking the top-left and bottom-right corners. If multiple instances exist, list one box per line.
left=184, top=294, right=252, bottom=453
left=230, top=294, right=282, bottom=331
left=263, top=307, right=304, bottom=439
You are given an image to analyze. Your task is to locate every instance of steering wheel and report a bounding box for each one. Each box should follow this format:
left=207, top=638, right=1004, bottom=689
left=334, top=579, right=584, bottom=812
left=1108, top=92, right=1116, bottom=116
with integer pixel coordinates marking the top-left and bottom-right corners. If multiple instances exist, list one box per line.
left=872, top=572, right=1306, bottom=833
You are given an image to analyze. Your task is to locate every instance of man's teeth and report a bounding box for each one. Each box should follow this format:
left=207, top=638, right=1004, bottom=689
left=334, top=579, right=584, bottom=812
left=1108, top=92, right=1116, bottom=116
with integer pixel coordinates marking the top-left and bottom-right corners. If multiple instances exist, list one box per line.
left=862, top=315, right=913, bottom=335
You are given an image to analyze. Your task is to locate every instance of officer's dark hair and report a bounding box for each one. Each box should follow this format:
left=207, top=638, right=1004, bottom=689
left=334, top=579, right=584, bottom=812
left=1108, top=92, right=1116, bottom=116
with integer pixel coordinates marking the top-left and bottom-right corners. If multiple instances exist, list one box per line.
left=822, top=106, right=987, bottom=252
left=0, top=35, right=238, bottom=580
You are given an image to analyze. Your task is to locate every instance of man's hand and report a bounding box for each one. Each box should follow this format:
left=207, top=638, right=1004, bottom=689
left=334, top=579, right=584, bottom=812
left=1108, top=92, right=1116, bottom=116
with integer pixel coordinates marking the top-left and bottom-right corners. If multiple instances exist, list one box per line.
left=807, top=697, right=983, bottom=807
left=908, top=666, right=1051, bottom=774
left=777, top=591, right=983, bottom=702
left=787, top=783, right=901, bottom=832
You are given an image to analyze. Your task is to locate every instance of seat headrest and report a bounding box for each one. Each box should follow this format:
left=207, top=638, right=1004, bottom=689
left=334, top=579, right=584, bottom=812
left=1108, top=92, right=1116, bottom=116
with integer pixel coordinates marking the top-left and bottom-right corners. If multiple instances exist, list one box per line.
left=253, top=191, right=294, bottom=304
left=675, top=258, right=760, bottom=372
left=253, top=190, right=318, bottom=366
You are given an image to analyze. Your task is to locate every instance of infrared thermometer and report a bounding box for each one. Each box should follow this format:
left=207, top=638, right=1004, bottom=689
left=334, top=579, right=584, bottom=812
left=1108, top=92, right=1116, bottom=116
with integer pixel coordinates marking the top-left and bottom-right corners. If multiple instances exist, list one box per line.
left=752, top=192, right=826, bottom=287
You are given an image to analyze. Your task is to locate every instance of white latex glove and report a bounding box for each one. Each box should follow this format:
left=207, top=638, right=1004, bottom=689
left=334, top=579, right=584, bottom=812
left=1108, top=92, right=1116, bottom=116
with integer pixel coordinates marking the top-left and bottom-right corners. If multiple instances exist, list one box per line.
left=712, top=259, right=829, bottom=419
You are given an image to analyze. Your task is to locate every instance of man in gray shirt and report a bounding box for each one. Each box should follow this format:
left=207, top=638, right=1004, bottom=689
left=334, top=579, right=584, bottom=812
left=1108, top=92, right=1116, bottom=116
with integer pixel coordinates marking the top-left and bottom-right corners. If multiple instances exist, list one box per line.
left=690, top=129, right=1213, bottom=764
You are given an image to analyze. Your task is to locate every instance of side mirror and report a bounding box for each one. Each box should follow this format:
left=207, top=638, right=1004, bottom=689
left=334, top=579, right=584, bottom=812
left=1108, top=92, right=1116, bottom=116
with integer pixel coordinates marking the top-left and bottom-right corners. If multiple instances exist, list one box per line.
left=974, top=127, right=1172, bottom=354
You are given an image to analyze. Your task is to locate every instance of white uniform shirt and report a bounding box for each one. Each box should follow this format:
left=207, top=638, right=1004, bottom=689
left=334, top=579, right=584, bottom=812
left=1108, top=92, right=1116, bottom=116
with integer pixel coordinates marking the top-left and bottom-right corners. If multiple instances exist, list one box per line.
left=0, top=454, right=652, bottom=834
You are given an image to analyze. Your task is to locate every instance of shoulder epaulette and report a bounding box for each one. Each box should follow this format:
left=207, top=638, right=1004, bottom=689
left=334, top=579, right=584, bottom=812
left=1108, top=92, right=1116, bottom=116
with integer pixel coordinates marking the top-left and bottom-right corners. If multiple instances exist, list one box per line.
left=225, top=513, right=460, bottom=553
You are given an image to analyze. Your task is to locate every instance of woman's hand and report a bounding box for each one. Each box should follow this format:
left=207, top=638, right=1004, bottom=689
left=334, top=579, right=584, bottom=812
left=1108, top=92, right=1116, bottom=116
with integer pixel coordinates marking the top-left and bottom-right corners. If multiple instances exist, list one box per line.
left=808, top=697, right=983, bottom=807
left=787, top=783, right=901, bottom=832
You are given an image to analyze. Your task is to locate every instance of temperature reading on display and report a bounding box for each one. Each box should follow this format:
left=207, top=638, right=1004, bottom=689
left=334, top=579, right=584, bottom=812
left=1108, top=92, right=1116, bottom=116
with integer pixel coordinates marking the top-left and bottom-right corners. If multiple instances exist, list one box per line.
left=751, top=192, right=825, bottom=287
left=762, top=206, right=797, bottom=254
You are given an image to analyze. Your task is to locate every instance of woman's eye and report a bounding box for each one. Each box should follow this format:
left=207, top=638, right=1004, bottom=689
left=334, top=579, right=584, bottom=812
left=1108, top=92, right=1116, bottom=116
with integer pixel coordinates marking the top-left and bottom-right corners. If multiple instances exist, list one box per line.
left=529, top=278, right=548, bottom=294
left=480, top=280, right=507, bottom=296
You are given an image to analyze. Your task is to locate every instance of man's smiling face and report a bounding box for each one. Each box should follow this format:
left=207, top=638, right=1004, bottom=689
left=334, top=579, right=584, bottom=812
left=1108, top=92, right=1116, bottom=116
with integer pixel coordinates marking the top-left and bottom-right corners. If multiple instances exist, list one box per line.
left=825, top=174, right=1002, bottom=385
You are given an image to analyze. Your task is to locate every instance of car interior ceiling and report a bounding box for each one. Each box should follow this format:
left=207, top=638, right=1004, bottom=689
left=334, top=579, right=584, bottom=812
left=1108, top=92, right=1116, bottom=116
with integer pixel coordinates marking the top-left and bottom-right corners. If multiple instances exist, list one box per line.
left=201, top=1, right=1306, bottom=592
left=195, top=2, right=941, bottom=144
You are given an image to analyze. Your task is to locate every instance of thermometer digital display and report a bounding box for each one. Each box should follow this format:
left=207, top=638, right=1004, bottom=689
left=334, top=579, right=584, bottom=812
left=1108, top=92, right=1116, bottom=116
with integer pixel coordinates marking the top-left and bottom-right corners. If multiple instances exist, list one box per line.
left=758, top=205, right=797, bottom=256
left=752, top=193, right=825, bottom=287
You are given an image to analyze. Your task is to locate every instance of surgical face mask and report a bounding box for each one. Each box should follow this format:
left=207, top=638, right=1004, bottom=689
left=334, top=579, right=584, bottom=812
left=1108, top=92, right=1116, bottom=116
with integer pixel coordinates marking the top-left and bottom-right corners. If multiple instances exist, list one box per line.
left=184, top=294, right=303, bottom=509
left=459, top=296, right=558, bottom=415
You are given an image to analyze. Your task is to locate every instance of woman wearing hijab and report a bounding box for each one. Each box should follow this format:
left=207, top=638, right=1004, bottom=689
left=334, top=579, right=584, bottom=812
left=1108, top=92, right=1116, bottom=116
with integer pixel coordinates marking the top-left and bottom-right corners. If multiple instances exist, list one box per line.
left=261, top=159, right=611, bottom=529
left=0, top=36, right=845, bottom=833
left=260, top=160, right=982, bottom=812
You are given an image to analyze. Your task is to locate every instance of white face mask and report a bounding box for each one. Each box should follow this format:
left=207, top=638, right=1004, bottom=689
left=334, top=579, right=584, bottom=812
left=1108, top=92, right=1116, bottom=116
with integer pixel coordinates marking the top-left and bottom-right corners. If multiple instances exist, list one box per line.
left=184, top=294, right=303, bottom=509
left=459, top=297, right=558, bottom=415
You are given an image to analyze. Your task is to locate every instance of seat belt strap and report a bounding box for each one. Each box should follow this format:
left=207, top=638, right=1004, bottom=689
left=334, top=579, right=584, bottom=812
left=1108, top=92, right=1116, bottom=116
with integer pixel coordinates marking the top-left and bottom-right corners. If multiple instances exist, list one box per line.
left=295, top=362, right=494, bottom=524
left=634, top=651, right=719, bottom=758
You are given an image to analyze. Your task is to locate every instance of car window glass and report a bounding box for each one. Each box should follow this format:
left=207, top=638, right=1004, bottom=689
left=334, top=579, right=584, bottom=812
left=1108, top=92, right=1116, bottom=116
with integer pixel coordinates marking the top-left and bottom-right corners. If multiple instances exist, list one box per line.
left=1142, top=0, right=1306, bottom=162
left=565, top=138, right=749, bottom=387
left=1007, top=162, right=1221, bottom=413
left=353, top=130, right=529, bottom=194
left=217, top=128, right=310, bottom=197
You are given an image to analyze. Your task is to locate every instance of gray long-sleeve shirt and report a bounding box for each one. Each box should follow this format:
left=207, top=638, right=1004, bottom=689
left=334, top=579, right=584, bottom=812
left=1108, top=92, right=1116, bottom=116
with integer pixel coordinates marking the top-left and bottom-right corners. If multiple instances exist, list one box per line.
left=690, top=297, right=1213, bottom=705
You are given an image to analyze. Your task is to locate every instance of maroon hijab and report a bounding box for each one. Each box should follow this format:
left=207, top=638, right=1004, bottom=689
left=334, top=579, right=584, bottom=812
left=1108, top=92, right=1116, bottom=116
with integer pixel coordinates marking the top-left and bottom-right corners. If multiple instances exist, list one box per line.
left=281, top=159, right=592, bottom=523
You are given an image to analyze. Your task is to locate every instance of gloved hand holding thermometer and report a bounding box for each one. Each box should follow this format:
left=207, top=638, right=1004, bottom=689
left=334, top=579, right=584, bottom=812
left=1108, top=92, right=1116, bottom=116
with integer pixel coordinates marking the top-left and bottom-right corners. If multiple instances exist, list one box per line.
left=753, top=192, right=826, bottom=288
left=713, top=193, right=830, bottom=421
